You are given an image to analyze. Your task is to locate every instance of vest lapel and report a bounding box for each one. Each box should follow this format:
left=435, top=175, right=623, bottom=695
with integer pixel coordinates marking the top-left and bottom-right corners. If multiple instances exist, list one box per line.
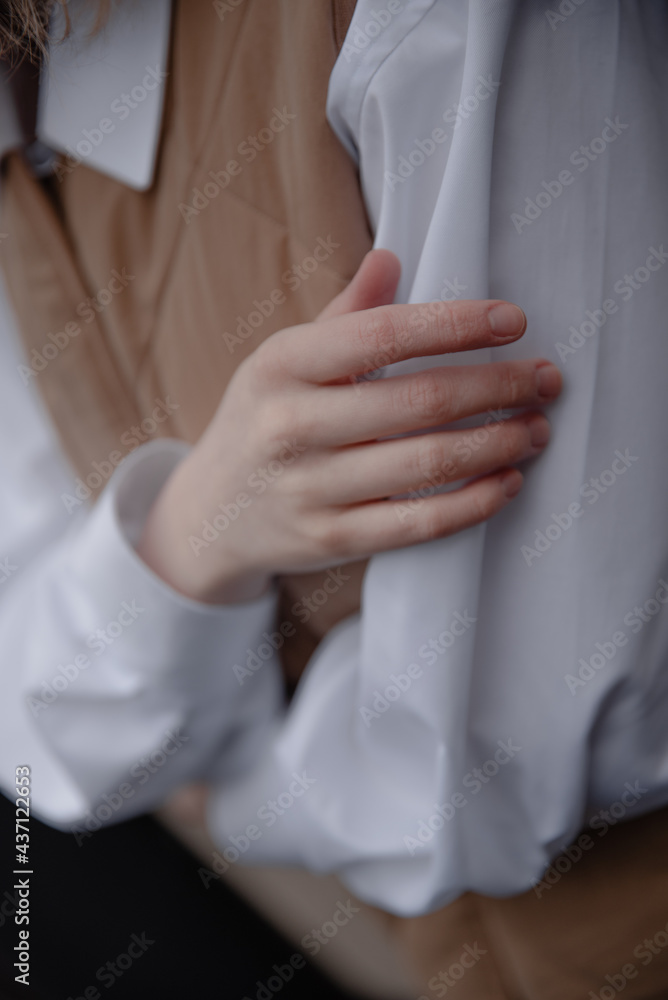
left=1, top=0, right=367, bottom=489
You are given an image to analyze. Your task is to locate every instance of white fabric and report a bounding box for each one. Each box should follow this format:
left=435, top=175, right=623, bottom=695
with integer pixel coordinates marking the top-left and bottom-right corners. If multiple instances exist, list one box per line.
left=209, top=0, right=668, bottom=914
left=38, top=0, right=171, bottom=190
left=1, top=0, right=667, bottom=918
left=0, top=275, right=283, bottom=824
left=0, top=5, right=282, bottom=827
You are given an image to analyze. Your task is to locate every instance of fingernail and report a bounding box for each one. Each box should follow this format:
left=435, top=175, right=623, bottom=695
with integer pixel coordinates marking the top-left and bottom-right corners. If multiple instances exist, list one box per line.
left=536, top=362, right=562, bottom=399
left=488, top=303, right=527, bottom=338
left=501, top=469, right=523, bottom=498
left=528, top=413, right=550, bottom=449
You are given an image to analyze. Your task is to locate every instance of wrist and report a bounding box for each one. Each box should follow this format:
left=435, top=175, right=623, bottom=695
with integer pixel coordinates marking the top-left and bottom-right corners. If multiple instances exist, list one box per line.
left=136, top=460, right=271, bottom=605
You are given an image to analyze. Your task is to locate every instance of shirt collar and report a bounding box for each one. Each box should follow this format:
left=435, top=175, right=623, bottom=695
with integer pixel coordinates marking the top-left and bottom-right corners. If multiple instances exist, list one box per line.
left=36, top=0, right=172, bottom=190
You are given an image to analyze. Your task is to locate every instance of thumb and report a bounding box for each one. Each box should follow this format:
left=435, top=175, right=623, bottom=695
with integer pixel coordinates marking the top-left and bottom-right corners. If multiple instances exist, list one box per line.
left=316, top=248, right=401, bottom=322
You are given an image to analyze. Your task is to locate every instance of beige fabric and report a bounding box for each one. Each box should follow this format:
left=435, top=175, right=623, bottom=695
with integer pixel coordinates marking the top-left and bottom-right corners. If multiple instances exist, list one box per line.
left=1, top=0, right=372, bottom=654
left=3, top=0, right=371, bottom=459
left=389, top=802, right=668, bottom=999
left=3, top=3, right=668, bottom=996
left=332, top=0, right=359, bottom=50
left=157, top=786, right=668, bottom=999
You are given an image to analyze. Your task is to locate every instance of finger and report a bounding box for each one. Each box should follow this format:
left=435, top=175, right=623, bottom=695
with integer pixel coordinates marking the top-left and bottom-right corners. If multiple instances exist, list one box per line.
left=301, top=359, right=562, bottom=447
left=315, top=249, right=401, bottom=323
left=306, top=412, right=549, bottom=506
left=316, top=468, right=524, bottom=560
left=281, top=297, right=527, bottom=384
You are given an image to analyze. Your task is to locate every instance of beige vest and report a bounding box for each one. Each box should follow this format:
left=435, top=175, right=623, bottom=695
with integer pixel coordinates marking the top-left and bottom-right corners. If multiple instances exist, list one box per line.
left=1, top=0, right=369, bottom=682
left=3, top=3, right=668, bottom=995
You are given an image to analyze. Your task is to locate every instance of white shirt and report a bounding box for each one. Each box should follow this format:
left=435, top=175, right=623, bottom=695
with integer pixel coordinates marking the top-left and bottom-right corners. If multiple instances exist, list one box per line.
left=2, top=0, right=668, bottom=918
left=0, top=0, right=282, bottom=824
left=212, top=0, right=668, bottom=915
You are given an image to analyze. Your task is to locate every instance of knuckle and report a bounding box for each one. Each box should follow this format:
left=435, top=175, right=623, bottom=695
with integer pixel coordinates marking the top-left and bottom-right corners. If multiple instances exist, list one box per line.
left=255, top=397, right=301, bottom=449
left=411, top=506, right=447, bottom=545
left=414, top=437, right=447, bottom=483
left=249, top=328, right=296, bottom=385
left=355, top=310, right=401, bottom=369
left=404, top=304, right=434, bottom=345
left=284, top=460, right=318, bottom=504
left=468, top=483, right=499, bottom=523
left=403, top=370, right=448, bottom=423
left=248, top=338, right=279, bottom=382
left=497, top=425, right=524, bottom=465
left=435, top=301, right=478, bottom=350
left=498, top=363, right=527, bottom=406
left=306, top=513, right=347, bottom=558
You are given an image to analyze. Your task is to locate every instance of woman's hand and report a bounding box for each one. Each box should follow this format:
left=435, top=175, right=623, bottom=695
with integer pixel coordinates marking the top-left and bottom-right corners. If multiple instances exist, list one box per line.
left=138, top=250, right=562, bottom=604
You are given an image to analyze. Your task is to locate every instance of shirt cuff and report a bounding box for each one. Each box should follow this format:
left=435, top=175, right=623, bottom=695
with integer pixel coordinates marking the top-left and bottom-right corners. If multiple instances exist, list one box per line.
left=70, top=437, right=280, bottom=683
left=33, top=438, right=283, bottom=806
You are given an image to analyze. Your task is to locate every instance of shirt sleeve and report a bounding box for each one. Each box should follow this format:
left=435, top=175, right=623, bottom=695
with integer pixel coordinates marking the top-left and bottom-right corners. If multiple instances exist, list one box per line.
left=0, top=436, right=284, bottom=830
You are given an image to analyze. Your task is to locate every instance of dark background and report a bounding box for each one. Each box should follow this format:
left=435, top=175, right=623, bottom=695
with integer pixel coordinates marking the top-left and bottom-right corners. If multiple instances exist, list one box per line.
left=0, top=792, right=362, bottom=1000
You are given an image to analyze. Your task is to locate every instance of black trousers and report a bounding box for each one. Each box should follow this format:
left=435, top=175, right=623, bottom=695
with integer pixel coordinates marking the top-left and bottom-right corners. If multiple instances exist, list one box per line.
left=0, top=792, right=363, bottom=1000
